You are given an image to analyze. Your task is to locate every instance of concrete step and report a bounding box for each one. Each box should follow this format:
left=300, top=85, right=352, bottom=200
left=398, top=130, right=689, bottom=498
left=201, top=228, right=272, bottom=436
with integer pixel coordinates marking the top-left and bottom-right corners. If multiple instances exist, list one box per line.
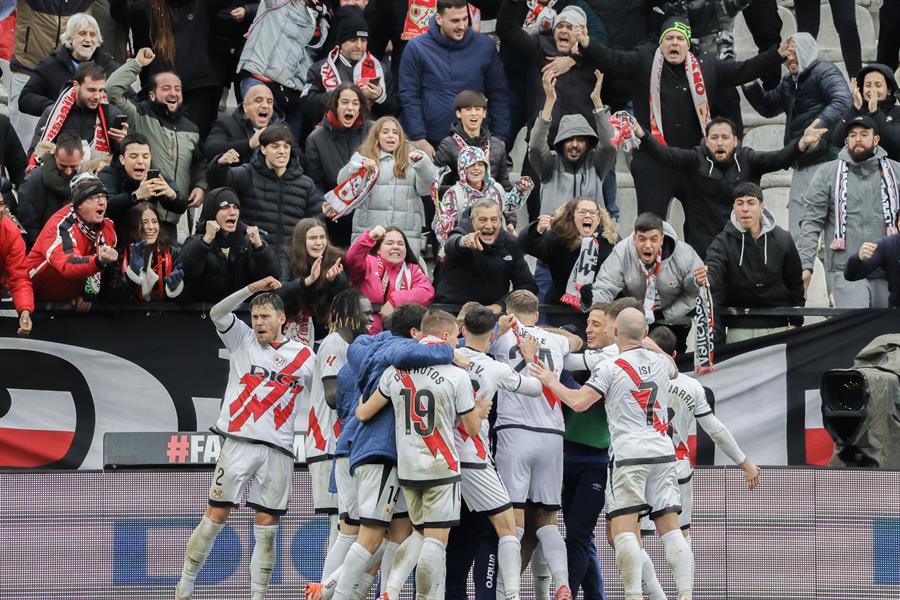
left=742, top=123, right=786, bottom=152
left=734, top=5, right=797, bottom=61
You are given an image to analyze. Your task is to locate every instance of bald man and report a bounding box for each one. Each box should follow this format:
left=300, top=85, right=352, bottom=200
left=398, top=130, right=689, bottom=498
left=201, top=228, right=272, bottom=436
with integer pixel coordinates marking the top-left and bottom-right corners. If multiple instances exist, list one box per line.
left=205, top=84, right=278, bottom=162
left=531, top=308, right=694, bottom=600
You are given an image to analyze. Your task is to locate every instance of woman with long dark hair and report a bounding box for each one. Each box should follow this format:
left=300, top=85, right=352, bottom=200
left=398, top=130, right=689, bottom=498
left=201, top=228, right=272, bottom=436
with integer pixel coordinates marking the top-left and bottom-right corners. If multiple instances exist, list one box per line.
left=306, top=83, right=371, bottom=247
left=278, top=218, right=349, bottom=344
left=104, top=202, right=183, bottom=302
left=344, top=224, right=434, bottom=333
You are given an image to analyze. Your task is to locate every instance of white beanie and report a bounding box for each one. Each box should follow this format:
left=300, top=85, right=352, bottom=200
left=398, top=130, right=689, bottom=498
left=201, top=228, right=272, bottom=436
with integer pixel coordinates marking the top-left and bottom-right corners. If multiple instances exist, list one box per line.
left=553, top=5, right=586, bottom=29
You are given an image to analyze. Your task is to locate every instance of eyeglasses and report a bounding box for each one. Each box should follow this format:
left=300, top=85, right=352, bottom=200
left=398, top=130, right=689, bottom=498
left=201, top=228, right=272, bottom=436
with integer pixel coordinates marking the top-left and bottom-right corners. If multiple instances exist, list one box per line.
left=575, top=209, right=599, bottom=216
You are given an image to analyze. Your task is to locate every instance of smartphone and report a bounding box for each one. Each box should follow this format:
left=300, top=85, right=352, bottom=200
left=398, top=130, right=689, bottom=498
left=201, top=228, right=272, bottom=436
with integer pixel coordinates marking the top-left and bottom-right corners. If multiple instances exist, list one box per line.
left=369, top=77, right=381, bottom=86
left=112, top=114, right=128, bottom=129
left=147, top=168, right=161, bottom=180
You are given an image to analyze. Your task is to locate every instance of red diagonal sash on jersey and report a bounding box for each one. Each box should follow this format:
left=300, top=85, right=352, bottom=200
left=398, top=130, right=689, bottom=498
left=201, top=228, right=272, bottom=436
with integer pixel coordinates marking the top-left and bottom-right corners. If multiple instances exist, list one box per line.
left=308, top=407, right=327, bottom=451
left=229, top=347, right=312, bottom=432
left=511, top=318, right=561, bottom=409
left=456, top=424, right=487, bottom=460
left=615, top=358, right=667, bottom=436
left=333, top=419, right=341, bottom=439
left=397, top=369, right=458, bottom=471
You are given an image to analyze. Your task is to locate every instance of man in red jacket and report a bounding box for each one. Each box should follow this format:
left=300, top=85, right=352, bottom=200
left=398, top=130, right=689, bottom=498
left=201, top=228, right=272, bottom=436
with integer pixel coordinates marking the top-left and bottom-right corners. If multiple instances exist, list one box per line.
left=0, top=195, right=33, bottom=334
left=25, top=172, right=118, bottom=310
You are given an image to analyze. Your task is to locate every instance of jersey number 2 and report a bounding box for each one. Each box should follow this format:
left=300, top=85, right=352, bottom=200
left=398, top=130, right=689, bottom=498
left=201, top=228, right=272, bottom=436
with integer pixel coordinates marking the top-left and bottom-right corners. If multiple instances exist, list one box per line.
left=401, top=388, right=436, bottom=437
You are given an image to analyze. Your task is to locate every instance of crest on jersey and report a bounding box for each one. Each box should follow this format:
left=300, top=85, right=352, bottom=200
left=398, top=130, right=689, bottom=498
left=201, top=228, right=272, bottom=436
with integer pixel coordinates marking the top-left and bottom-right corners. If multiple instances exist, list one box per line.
left=273, top=354, right=287, bottom=368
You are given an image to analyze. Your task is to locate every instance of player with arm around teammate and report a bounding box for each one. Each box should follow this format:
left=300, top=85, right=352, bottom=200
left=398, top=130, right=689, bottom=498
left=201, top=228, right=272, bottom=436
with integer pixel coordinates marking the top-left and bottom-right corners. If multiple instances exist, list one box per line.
left=531, top=308, right=694, bottom=600
left=176, top=276, right=315, bottom=600
left=357, top=309, right=490, bottom=600
left=637, top=326, right=759, bottom=600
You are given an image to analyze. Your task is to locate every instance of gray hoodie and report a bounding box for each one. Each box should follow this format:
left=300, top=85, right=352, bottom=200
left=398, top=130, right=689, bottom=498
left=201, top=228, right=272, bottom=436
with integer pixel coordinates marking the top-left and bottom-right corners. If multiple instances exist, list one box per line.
left=592, top=221, right=704, bottom=321
left=798, top=145, right=900, bottom=273
left=528, top=107, right=617, bottom=217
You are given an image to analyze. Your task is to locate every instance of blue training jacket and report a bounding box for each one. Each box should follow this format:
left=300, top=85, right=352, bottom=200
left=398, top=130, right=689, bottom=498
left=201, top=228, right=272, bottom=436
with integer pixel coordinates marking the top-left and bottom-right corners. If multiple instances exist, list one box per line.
left=348, top=332, right=454, bottom=473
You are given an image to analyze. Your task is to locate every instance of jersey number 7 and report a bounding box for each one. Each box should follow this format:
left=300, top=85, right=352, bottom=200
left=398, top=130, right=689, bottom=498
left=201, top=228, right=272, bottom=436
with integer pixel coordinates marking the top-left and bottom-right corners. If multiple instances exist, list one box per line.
left=400, top=388, right=436, bottom=437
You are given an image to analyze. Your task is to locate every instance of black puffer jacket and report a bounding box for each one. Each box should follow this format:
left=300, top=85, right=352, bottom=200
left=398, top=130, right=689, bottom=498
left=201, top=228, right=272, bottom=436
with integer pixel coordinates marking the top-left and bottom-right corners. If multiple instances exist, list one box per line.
left=19, top=45, right=120, bottom=117
left=207, top=151, right=323, bottom=248
left=637, top=133, right=804, bottom=257
left=742, top=34, right=851, bottom=168
left=435, top=226, right=538, bottom=306
left=179, top=187, right=280, bottom=303
left=435, top=121, right=510, bottom=191
left=706, top=209, right=805, bottom=335
left=831, top=63, right=900, bottom=160
left=305, top=116, right=369, bottom=193
left=98, top=160, right=188, bottom=239
left=518, top=219, right=616, bottom=306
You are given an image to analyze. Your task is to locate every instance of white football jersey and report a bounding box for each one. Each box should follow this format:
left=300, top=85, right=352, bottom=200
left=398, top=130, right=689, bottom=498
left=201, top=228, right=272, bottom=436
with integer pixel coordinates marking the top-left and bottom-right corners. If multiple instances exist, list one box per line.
left=490, top=325, right=570, bottom=433
left=585, top=347, right=677, bottom=464
left=455, top=346, right=543, bottom=467
left=305, top=331, right=349, bottom=462
left=379, top=337, right=475, bottom=485
left=667, top=372, right=712, bottom=463
left=565, top=344, right=617, bottom=372
left=213, top=314, right=316, bottom=455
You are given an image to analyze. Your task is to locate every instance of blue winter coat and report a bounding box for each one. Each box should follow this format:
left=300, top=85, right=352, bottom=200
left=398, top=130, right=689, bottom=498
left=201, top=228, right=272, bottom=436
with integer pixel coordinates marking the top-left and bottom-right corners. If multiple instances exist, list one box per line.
left=399, top=16, right=510, bottom=143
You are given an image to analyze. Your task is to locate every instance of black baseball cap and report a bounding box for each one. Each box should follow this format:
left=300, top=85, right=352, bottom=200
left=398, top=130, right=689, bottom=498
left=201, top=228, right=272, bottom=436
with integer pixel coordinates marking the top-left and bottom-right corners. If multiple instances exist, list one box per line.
left=844, top=115, right=879, bottom=136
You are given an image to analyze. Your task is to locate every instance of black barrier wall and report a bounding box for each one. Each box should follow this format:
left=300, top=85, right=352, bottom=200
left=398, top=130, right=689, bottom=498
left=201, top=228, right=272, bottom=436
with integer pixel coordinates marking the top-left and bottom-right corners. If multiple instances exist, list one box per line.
left=1, top=467, right=899, bottom=599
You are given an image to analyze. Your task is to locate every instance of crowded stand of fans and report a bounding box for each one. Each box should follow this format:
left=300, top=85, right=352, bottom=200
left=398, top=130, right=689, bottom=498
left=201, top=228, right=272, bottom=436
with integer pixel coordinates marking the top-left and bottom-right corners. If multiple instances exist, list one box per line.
left=0, top=0, right=898, bottom=599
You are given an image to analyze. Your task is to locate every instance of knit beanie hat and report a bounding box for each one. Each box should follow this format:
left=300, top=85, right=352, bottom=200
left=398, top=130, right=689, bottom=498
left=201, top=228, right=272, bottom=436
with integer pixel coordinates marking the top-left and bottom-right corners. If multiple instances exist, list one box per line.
left=336, top=7, right=369, bottom=45
left=70, top=172, right=108, bottom=207
left=659, top=17, right=692, bottom=45
left=554, top=5, right=587, bottom=29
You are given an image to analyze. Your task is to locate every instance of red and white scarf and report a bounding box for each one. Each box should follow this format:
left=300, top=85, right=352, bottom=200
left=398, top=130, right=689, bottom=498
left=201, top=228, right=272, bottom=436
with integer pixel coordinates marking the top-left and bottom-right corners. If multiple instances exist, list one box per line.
left=561, top=235, right=599, bottom=309
left=376, top=258, right=412, bottom=304
left=325, top=152, right=379, bottom=219
left=402, top=0, right=480, bottom=40
left=522, top=0, right=557, bottom=34
left=649, top=49, right=709, bottom=145
left=285, top=310, right=315, bottom=346
left=29, top=86, right=111, bottom=168
left=693, top=284, right=715, bottom=374
left=641, top=248, right=662, bottom=324
left=320, top=45, right=384, bottom=92
left=609, top=110, right=642, bottom=153
left=831, top=157, right=899, bottom=250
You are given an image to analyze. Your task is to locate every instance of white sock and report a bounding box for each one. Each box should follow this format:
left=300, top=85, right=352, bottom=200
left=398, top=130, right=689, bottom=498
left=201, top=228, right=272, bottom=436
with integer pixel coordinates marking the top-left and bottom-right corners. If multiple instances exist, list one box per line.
left=535, top=525, right=569, bottom=591
left=641, top=548, right=667, bottom=600
left=497, top=535, right=521, bottom=600
left=386, top=531, right=424, bottom=599
left=684, top=533, right=692, bottom=549
left=613, top=532, right=643, bottom=599
left=516, top=527, right=525, bottom=542
left=379, top=540, right=400, bottom=594
left=322, top=564, right=343, bottom=600
left=661, top=529, right=694, bottom=597
left=176, top=516, right=225, bottom=598
left=334, top=543, right=373, bottom=600
left=328, top=514, right=340, bottom=549
left=415, top=537, right=446, bottom=600
left=250, top=524, right=278, bottom=600
left=352, top=572, right=376, bottom=600
left=530, top=545, right=551, bottom=600
left=323, top=533, right=357, bottom=582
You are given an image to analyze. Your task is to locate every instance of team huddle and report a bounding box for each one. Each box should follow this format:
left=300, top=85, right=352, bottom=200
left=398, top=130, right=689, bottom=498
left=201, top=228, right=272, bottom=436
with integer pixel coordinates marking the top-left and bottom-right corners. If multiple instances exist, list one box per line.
left=173, top=277, right=760, bottom=600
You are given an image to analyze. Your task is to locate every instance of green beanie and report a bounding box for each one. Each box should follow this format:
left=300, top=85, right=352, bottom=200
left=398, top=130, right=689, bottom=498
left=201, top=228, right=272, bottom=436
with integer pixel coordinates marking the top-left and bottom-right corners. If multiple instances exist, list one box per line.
left=659, top=19, right=692, bottom=45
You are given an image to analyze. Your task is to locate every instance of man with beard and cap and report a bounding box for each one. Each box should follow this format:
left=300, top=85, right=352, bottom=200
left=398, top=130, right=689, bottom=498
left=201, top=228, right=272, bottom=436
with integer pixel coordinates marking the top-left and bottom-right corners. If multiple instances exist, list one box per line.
left=833, top=64, right=900, bottom=161
left=204, top=84, right=280, bottom=163
left=28, top=63, right=127, bottom=165
left=17, top=133, right=84, bottom=248
left=302, top=7, right=398, bottom=126
left=106, top=47, right=208, bottom=240
left=591, top=212, right=706, bottom=353
left=574, top=17, right=791, bottom=222
left=435, top=199, right=538, bottom=308
left=25, top=172, right=118, bottom=308
left=528, top=69, right=616, bottom=218
left=742, top=32, right=851, bottom=238
left=705, top=182, right=805, bottom=343
left=630, top=115, right=828, bottom=259
left=797, top=116, right=900, bottom=308
left=179, top=187, right=279, bottom=303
